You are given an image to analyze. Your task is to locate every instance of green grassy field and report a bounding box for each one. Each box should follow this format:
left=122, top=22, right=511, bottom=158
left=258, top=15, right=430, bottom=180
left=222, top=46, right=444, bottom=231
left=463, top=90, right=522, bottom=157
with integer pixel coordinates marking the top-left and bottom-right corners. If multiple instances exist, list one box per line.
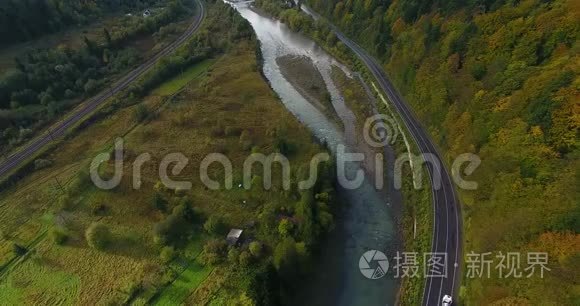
left=154, top=262, right=212, bottom=305
left=0, top=259, right=80, bottom=305
left=153, top=59, right=216, bottom=96
left=149, top=236, right=211, bottom=305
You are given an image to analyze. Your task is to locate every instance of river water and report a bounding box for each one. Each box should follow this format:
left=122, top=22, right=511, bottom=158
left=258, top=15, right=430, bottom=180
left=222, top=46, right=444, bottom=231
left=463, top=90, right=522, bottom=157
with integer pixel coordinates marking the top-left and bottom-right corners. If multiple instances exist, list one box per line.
left=227, top=1, right=398, bottom=305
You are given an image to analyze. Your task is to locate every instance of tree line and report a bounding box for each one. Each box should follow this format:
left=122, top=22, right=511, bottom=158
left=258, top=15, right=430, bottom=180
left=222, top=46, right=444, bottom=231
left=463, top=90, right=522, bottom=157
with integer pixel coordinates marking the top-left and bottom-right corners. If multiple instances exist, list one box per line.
left=0, top=0, right=193, bottom=152
left=0, top=0, right=167, bottom=45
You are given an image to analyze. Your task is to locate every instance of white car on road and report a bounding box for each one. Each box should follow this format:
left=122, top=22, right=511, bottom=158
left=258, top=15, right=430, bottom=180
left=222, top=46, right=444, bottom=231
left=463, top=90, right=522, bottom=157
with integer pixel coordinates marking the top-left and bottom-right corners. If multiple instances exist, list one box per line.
left=442, top=295, right=453, bottom=306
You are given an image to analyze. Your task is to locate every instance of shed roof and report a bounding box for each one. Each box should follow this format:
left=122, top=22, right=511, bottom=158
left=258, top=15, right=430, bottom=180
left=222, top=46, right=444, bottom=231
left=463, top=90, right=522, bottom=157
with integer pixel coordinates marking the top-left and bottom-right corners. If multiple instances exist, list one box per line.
left=227, top=229, right=243, bottom=239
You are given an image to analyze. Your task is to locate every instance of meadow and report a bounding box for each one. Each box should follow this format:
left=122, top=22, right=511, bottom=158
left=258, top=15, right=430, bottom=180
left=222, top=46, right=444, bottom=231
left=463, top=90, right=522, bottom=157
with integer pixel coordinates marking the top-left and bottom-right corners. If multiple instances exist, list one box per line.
left=0, top=20, right=332, bottom=302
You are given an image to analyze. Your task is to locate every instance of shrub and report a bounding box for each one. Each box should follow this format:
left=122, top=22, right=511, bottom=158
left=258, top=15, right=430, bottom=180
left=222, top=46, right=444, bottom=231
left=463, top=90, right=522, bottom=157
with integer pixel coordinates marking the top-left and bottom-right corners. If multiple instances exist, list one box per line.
left=161, top=268, right=178, bottom=285
left=90, top=202, right=108, bottom=215
left=152, top=193, right=167, bottom=212
left=200, top=239, right=227, bottom=266
left=273, top=238, right=298, bottom=280
left=154, top=181, right=167, bottom=192
left=470, top=61, right=487, bottom=80
left=133, top=104, right=150, bottom=122
left=200, top=252, right=220, bottom=266
left=172, top=200, right=196, bottom=222
left=34, top=159, right=53, bottom=170
left=153, top=234, right=167, bottom=246
left=84, top=79, right=99, bottom=94
left=68, top=171, right=92, bottom=195
left=249, top=241, right=262, bottom=258
left=57, top=195, right=75, bottom=211
left=174, top=187, right=188, bottom=196
left=160, top=246, right=175, bottom=263
left=278, top=219, right=294, bottom=237
left=275, top=138, right=295, bottom=155
left=85, top=222, right=111, bottom=250
left=204, top=216, right=226, bottom=235
left=153, top=199, right=195, bottom=245
left=228, top=248, right=240, bottom=264
left=13, top=243, right=27, bottom=256
left=153, top=214, right=185, bottom=244
left=239, top=250, right=252, bottom=266
left=49, top=227, right=68, bottom=245
left=205, top=239, right=227, bottom=254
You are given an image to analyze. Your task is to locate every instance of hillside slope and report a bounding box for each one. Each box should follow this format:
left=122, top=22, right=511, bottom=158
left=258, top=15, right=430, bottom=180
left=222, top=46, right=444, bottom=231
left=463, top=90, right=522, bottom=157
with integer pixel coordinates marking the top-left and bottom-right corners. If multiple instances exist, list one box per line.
left=306, top=0, right=579, bottom=304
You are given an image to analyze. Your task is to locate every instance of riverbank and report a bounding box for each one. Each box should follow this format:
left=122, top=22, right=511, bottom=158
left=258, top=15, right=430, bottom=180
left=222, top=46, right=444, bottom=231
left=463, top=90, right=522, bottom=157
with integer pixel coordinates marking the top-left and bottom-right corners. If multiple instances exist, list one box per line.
left=250, top=1, right=434, bottom=305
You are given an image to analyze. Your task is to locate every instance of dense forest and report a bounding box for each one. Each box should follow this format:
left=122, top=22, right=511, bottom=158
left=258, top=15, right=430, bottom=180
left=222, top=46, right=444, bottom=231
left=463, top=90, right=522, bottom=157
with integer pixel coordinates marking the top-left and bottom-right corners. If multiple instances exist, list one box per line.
left=0, top=0, right=165, bottom=45
left=301, top=0, right=579, bottom=304
left=0, top=0, right=194, bottom=153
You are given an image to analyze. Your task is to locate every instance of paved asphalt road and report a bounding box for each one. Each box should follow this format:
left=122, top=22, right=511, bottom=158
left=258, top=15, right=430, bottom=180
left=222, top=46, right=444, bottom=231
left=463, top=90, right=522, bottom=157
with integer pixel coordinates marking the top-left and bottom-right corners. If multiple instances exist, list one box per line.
left=0, top=0, right=206, bottom=181
left=301, top=5, right=462, bottom=306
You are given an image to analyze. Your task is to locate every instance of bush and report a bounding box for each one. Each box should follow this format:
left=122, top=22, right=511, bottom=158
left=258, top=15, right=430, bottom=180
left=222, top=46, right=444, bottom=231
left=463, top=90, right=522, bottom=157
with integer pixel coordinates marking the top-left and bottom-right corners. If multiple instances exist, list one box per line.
left=90, top=202, right=108, bottom=215
left=85, top=222, right=111, bottom=250
left=470, top=61, right=487, bottom=80
left=206, top=239, right=227, bottom=253
left=84, top=79, right=99, bottom=94
left=239, top=250, right=252, bottom=266
left=161, top=268, right=178, bottom=285
left=153, top=214, right=185, bottom=245
left=153, top=198, right=195, bottom=245
left=228, top=248, right=240, bottom=264
left=160, top=246, right=175, bottom=263
left=133, top=104, right=150, bottom=122
left=249, top=241, right=262, bottom=258
left=152, top=193, right=167, bottom=212
left=174, top=187, right=188, bottom=196
left=57, top=195, right=75, bottom=211
left=273, top=238, right=299, bottom=280
left=13, top=243, right=27, bottom=256
left=34, top=159, right=53, bottom=170
left=278, top=219, right=294, bottom=237
left=172, top=200, right=196, bottom=221
left=49, top=227, right=69, bottom=245
left=204, top=216, right=226, bottom=235
left=200, top=239, right=227, bottom=266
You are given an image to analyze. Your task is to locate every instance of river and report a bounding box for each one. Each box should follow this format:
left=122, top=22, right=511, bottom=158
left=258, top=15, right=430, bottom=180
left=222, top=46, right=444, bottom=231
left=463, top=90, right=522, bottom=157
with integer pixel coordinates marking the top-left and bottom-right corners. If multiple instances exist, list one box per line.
left=227, top=1, right=398, bottom=305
